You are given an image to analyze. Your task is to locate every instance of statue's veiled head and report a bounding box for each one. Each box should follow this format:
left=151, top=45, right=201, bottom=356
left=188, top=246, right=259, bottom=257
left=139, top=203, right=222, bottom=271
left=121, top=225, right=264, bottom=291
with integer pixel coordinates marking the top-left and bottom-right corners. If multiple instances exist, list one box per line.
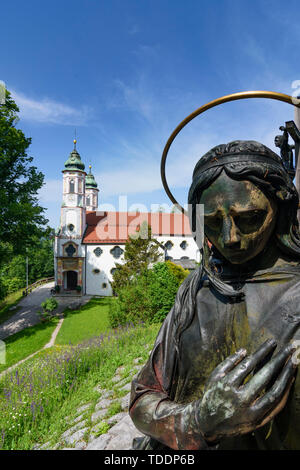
left=188, top=140, right=300, bottom=267
left=199, top=172, right=277, bottom=264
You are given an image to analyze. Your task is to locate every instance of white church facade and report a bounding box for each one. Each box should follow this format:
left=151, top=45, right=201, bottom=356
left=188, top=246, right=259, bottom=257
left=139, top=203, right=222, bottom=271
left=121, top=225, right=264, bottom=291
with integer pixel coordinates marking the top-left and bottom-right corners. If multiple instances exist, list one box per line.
left=54, top=142, right=200, bottom=296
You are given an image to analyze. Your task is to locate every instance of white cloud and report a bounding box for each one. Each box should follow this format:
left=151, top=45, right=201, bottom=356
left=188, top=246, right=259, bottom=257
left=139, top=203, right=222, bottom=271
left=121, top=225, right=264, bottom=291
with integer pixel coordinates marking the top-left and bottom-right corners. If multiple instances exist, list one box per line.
left=109, top=78, right=158, bottom=122
left=11, top=89, right=92, bottom=125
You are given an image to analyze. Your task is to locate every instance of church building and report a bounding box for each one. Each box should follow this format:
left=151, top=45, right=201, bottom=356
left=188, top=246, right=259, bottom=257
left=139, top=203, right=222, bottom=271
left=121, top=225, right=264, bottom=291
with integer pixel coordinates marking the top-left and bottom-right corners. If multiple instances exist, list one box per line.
left=54, top=142, right=200, bottom=296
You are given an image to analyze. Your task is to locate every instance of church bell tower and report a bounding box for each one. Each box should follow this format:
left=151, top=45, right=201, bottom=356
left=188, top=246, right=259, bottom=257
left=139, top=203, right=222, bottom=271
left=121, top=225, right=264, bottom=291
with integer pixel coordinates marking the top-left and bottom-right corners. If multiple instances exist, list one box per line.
left=85, top=165, right=99, bottom=211
left=61, top=139, right=86, bottom=238
left=54, top=139, right=87, bottom=294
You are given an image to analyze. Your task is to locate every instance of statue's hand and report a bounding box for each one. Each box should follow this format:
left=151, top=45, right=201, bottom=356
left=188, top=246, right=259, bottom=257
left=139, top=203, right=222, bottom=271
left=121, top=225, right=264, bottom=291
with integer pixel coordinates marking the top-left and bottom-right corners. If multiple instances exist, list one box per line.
left=196, top=339, right=297, bottom=443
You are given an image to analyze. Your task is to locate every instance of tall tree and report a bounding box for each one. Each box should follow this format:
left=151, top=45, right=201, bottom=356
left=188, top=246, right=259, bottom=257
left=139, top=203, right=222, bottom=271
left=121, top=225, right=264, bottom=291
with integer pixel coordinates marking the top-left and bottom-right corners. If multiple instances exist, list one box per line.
left=112, top=221, right=162, bottom=292
left=0, top=226, right=54, bottom=295
left=0, top=90, right=48, bottom=257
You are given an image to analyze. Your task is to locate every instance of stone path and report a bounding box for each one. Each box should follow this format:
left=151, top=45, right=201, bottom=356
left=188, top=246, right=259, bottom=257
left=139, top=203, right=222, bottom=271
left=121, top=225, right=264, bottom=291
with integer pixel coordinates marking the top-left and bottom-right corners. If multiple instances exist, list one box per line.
left=0, top=283, right=92, bottom=340
left=34, top=358, right=148, bottom=450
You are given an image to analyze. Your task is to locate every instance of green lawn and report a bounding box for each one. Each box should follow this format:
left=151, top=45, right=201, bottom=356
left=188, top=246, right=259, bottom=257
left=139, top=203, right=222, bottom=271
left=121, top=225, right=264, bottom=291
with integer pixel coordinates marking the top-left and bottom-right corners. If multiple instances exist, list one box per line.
left=0, top=288, right=24, bottom=326
left=55, top=297, right=112, bottom=345
left=0, top=318, right=59, bottom=373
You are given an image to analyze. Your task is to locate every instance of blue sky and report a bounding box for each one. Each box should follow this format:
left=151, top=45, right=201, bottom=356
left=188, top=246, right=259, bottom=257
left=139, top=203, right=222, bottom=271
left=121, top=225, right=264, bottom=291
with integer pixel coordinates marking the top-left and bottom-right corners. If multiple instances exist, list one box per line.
left=1, top=0, right=300, bottom=229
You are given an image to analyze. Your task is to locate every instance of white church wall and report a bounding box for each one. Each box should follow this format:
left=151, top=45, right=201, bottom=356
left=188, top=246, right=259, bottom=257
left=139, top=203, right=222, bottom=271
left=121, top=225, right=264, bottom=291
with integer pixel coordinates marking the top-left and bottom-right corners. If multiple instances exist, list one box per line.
left=155, top=235, right=200, bottom=262
left=85, top=244, right=123, bottom=295
left=58, top=238, right=86, bottom=258
left=65, top=209, right=77, bottom=231
left=84, top=236, right=200, bottom=297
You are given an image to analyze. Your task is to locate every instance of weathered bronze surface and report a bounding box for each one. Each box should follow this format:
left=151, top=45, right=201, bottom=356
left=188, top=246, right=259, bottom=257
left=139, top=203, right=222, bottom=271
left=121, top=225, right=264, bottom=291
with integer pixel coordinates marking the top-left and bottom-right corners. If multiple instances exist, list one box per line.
left=130, top=140, right=300, bottom=450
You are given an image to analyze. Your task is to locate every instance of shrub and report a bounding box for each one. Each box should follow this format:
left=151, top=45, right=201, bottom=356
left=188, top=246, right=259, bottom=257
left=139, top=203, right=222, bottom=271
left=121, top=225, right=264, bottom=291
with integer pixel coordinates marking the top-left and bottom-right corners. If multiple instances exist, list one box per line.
left=148, top=263, right=181, bottom=323
left=108, top=261, right=189, bottom=327
left=41, top=297, right=58, bottom=313
left=165, top=261, right=190, bottom=285
left=37, top=310, right=52, bottom=322
left=108, top=274, right=152, bottom=327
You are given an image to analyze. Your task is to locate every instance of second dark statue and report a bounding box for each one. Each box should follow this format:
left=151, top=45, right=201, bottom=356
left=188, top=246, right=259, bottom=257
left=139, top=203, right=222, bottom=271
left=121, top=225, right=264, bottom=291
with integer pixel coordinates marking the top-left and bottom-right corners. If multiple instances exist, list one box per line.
left=129, top=140, right=300, bottom=450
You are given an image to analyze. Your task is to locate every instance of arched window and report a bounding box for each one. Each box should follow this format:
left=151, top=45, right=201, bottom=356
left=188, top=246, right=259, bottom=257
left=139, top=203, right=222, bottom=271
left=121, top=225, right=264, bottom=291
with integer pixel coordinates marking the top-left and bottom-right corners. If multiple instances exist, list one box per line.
left=180, top=240, right=188, bottom=250
left=69, top=179, right=75, bottom=193
left=94, top=247, right=103, bottom=257
left=66, top=244, right=76, bottom=257
left=86, top=196, right=91, bottom=206
left=164, top=240, right=174, bottom=251
left=110, top=246, right=124, bottom=259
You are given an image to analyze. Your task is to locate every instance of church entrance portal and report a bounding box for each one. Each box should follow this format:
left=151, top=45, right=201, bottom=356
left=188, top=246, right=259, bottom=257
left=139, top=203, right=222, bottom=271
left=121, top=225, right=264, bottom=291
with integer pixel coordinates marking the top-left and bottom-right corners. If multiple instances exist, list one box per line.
left=66, top=271, right=77, bottom=290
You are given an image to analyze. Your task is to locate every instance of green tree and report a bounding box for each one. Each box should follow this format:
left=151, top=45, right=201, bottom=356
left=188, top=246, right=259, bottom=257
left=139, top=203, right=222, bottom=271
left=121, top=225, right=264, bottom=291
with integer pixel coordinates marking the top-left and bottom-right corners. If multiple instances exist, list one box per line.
left=108, top=261, right=190, bottom=327
left=112, top=221, right=161, bottom=292
left=0, top=227, right=54, bottom=295
left=0, top=90, right=48, bottom=256
left=0, top=89, right=50, bottom=299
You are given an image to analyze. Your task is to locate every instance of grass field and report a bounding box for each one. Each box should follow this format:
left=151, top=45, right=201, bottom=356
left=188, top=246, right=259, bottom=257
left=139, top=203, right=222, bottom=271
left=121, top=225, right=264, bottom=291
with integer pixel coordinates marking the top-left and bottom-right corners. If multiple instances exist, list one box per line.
left=0, top=321, right=161, bottom=450
left=0, top=318, right=59, bottom=373
left=0, top=288, right=24, bottom=326
left=0, top=294, right=163, bottom=450
left=55, top=297, right=112, bottom=345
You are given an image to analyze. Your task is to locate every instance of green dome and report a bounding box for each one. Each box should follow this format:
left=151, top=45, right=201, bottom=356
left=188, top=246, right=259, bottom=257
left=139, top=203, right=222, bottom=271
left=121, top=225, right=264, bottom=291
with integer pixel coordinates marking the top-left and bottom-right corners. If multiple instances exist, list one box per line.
left=64, top=149, right=85, bottom=171
left=85, top=166, right=98, bottom=188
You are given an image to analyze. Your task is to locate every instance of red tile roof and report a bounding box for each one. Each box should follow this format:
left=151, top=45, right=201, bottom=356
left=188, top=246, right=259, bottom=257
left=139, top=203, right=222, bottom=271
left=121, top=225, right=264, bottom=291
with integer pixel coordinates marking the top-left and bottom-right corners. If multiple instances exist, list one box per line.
left=82, top=211, right=192, bottom=244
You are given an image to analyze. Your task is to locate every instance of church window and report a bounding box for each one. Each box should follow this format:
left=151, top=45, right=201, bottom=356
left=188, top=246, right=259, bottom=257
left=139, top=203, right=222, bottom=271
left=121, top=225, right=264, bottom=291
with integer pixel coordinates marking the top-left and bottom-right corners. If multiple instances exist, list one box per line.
left=93, top=268, right=100, bottom=274
left=102, top=283, right=107, bottom=289
left=110, top=246, right=124, bottom=259
left=94, top=247, right=103, bottom=257
left=68, top=224, right=74, bottom=232
left=110, top=268, right=116, bottom=275
left=181, top=256, right=189, bottom=260
left=164, top=240, right=173, bottom=251
left=66, top=244, right=76, bottom=257
left=78, top=179, right=83, bottom=193
left=86, top=196, right=91, bottom=206
left=180, top=241, right=188, bottom=250
left=69, top=179, right=75, bottom=193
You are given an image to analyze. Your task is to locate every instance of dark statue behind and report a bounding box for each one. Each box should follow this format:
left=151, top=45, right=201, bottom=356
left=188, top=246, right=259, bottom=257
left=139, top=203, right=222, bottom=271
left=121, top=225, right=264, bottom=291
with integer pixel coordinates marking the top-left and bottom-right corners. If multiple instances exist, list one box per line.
left=129, top=139, right=300, bottom=450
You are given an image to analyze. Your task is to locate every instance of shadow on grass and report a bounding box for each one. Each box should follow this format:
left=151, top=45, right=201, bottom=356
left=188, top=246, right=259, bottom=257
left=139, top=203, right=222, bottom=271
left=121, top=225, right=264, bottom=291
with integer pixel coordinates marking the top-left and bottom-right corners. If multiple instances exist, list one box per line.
left=2, top=317, right=59, bottom=346
left=0, top=291, right=24, bottom=326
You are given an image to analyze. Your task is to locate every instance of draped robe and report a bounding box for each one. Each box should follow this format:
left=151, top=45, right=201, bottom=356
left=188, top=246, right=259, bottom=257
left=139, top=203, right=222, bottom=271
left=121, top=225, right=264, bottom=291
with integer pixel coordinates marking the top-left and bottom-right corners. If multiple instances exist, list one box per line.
left=129, top=263, right=300, bottom=450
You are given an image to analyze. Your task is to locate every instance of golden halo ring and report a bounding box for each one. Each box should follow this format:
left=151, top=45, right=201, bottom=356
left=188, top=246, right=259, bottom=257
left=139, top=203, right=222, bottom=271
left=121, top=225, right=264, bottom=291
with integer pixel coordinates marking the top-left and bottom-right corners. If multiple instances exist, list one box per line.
left=161, top=90, right=300, bottom=214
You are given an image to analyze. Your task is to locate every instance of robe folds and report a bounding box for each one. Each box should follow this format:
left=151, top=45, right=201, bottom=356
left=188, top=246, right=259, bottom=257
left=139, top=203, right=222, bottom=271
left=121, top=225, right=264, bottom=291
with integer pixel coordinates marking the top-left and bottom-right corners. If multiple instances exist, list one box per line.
left=129, top=263, right=300, bottom=450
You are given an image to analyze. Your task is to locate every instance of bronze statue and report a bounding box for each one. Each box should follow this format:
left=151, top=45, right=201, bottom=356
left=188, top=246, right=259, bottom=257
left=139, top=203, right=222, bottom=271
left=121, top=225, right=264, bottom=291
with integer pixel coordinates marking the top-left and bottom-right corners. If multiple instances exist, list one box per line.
left=129, top=140, right=300, bottom=450
left=274, top=126, right=295, bottom=179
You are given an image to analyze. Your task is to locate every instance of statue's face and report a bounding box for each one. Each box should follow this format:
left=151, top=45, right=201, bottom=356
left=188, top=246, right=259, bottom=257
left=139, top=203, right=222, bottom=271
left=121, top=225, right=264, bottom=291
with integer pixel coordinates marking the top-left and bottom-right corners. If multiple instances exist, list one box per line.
left=199, top=171, right=277, bottom=264
left=274, top=136, right=281, bottom=147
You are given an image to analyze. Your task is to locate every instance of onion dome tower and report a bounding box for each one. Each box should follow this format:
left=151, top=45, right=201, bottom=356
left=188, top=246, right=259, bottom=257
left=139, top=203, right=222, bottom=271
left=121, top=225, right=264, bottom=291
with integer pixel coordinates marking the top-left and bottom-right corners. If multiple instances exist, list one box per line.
left=85, top=165, right=99, bottom=211
left=61, top=139, right=87, bottom=238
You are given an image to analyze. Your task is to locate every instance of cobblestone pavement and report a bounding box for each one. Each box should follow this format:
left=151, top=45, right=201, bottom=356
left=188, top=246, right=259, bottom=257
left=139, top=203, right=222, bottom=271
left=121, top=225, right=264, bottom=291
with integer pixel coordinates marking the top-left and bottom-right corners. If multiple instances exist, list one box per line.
left=0, top=283, right=92, bottom=340
left=33, top=357, right=149, bottom=450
